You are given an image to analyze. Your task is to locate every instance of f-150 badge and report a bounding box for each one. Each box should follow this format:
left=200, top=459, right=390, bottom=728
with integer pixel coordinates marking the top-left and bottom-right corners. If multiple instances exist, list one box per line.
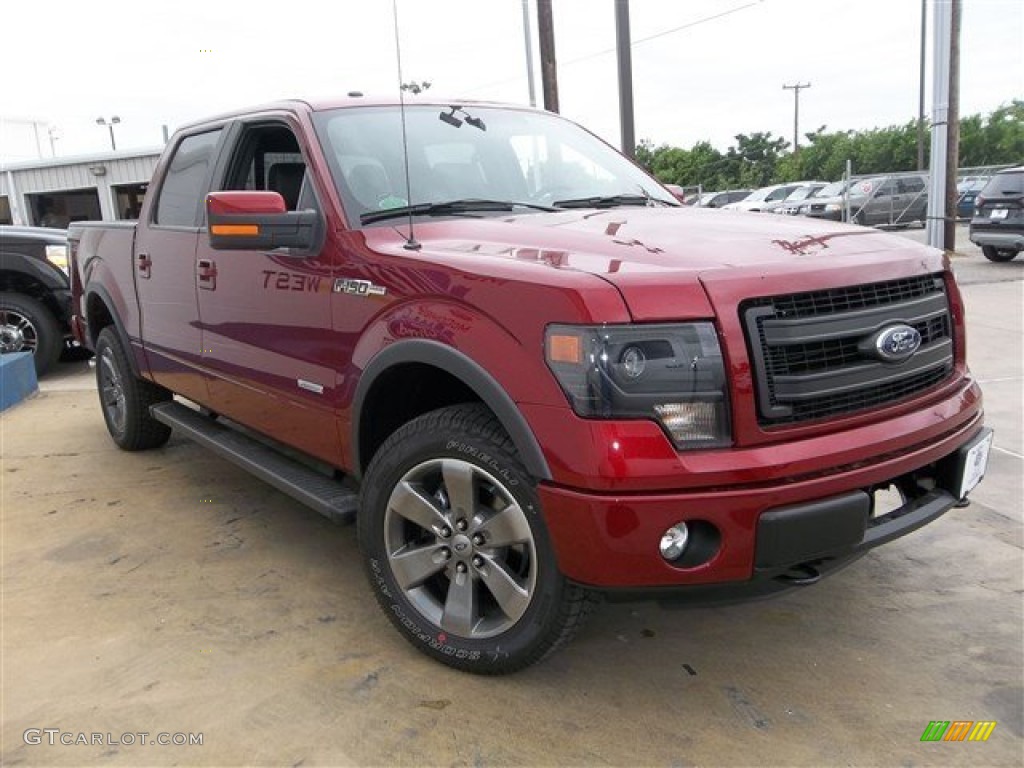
left=334, top=278, right=387, bottom=297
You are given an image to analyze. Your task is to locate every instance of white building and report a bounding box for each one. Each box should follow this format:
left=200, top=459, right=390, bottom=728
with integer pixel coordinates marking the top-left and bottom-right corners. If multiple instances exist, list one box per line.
left=0, top=149, right=161, bottom=226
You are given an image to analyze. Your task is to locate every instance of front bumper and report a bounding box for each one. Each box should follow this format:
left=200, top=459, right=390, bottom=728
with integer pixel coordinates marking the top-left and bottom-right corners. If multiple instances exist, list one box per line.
left=539, top=417, right=989, bottom=594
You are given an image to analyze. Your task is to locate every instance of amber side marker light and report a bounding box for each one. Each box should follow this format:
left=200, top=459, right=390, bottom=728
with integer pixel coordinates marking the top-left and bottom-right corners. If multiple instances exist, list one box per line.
left=210, top=224, right=260, bottom=236
left=547, top=333, right=583, bottom=364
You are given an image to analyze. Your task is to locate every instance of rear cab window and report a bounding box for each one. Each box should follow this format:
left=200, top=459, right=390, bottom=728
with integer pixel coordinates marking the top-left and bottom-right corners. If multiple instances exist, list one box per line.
left=154, top=130, right=223, bottom=227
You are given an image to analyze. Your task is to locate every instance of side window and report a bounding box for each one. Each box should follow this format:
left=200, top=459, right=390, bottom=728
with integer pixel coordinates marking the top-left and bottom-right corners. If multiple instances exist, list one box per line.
left=876, top=181, right=898, bottom=196
left=220, top=124, right=313, bottom=213
left=154, top=130, right=222, bottom=227
left=899, top=177, right=925, bottom=194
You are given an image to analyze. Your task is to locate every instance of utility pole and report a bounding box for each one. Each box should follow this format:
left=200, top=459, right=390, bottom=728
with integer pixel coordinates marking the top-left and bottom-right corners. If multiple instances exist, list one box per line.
left=917, top=0, right=927, bottom=170
left=926, top=0, right=954, bottom=249
left=615, top=0, right=635, bottom=157
left=944, top=0, right=961, bottom=251
left=536, top=0, right=559, bottom=113
left=782, top=82, right=810, bottom=152
left=521, top=0, right=537, bottom=107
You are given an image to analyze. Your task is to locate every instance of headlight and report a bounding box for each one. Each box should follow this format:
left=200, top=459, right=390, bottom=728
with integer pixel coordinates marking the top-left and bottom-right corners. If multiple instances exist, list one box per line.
left=545, top=323, right=732, bottom=449
left=824, top=203, right=841, bottom=213
left=45, top=244, right=69, bottom=275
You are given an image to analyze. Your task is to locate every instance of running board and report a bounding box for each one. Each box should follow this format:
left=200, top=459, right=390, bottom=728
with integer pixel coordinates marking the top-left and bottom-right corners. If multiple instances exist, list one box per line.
left=150, top=401, right=358, bottom=524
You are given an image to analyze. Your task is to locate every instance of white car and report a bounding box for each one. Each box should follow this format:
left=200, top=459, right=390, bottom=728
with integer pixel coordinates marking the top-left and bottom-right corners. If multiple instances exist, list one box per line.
left=722, top=182, right=805, bottom=212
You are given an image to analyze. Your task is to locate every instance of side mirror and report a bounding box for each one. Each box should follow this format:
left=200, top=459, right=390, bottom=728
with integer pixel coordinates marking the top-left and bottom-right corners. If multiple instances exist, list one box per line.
left=206, top=191, right=318, bottom=251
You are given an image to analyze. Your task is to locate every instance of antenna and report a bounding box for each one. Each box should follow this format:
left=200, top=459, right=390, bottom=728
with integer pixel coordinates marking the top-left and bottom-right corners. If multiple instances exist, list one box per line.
left=392, top=0, right=420, bottom=251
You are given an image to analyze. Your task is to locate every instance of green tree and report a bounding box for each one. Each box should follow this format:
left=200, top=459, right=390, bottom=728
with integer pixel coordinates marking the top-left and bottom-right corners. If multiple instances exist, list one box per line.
left=635, top=103, right=1021, bottom=192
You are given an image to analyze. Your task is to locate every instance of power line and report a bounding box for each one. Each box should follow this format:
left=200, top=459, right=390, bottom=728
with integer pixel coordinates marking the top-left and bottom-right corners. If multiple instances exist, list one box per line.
left=463, top=0, right=766, bottom=95
left=565, top=0, right=766, bottom=66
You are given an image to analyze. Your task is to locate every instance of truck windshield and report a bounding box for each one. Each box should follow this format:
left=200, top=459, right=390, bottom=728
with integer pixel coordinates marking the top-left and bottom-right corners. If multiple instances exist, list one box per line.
left=312, top=105, right=677, bottom=225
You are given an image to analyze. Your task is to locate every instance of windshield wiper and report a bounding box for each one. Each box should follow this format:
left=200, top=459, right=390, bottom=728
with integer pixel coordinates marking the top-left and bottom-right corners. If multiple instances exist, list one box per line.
left=552, top=193, right=673, bottom=209
left=360, top=199, right=556, bottom=225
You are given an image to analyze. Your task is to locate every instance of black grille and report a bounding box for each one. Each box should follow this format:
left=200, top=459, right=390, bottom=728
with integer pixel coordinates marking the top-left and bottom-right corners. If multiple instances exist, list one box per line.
left=742, top=274, right=954, bottom=426
left=787, top=368, right=950, bottom=422
left=765, top=315, right=950, bottom=376
left=746, top=274, right=942, bottom=319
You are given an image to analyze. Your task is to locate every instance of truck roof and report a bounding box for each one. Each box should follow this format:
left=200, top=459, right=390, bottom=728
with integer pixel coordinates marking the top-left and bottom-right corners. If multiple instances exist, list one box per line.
left=176, top=95, right=541, bottom=132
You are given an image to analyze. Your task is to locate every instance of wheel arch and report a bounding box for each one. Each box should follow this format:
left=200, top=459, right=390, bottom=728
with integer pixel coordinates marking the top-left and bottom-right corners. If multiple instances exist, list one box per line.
left=83, top=285, right=140, bottom=377
left=352, top=340, right=552, bottom=482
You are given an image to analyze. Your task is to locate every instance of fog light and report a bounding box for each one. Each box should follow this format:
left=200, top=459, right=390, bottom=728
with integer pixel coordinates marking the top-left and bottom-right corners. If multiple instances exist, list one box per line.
left=659, top=522, right=689, bottom=561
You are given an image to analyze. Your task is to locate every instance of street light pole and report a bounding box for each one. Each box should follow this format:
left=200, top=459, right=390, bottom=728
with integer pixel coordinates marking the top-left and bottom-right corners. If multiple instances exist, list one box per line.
left=96, top=116, right=121, bottom=151
left=782, top=82, right=811, bottom=152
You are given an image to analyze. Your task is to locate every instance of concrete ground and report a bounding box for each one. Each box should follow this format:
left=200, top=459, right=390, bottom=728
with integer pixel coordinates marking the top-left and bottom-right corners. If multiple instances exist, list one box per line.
left=2, top=233, right=1021, bottom=766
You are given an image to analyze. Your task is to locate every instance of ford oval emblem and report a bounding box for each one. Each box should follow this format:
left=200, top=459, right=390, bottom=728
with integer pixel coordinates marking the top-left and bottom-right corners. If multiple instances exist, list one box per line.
left=873, top=324, right=922, bottom=362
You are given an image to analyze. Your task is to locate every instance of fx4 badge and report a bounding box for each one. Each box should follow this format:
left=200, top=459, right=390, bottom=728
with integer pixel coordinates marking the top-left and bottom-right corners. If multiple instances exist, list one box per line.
left=334, top=278, right=387, bottom=297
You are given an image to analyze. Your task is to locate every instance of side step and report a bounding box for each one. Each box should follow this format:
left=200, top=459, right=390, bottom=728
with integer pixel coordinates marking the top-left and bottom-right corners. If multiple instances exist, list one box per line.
left=150, top=401, right=359, bottom=524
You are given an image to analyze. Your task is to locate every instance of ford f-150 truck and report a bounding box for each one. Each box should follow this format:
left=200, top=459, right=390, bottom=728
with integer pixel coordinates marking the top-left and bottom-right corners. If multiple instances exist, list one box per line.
left=68, top=97, right=992, bottom=674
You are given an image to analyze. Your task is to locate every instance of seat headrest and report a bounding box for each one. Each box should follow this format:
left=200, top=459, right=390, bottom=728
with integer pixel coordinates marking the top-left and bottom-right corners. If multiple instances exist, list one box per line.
left=268, top=163, right=306, bottom=210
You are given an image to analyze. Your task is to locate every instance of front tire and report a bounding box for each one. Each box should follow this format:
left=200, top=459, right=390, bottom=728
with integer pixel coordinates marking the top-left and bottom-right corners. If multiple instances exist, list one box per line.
left=359, top=404, right=596, bottom=674
left=0, top=292, right=62, bottom=376
left=95, top=327, right=172, bottom=450
left=981, top=245, right=1018, bottom=263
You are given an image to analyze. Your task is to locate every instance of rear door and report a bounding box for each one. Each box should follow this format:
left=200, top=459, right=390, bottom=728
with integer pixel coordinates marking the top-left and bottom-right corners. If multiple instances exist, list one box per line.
left=896, top=175, right=927, bottom=224
left=193, top=117, right=340, bottom=464
left=135, top=128, right=224, bottom=403
left=862, top=177, right=898, bottom=225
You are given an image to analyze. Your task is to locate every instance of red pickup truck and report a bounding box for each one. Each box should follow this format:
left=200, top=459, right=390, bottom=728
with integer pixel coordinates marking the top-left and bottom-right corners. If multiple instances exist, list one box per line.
left=69, top=97, right=992, bottom=673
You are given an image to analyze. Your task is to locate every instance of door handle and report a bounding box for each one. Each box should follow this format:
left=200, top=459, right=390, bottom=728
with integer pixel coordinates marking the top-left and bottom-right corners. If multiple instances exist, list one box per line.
left=137, top=252, right=153, bottom=279
left=197, top=259, right=217, bottom=290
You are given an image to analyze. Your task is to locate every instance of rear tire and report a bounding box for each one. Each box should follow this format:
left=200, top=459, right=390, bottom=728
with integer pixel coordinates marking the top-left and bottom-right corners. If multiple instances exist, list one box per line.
left=358, top=403, right=597, bottom=674
left=0, top=292, right=62, bottom=376
left=981, top=245, right=1018, bottom=263
left=95, top=327, right=172, bottom=450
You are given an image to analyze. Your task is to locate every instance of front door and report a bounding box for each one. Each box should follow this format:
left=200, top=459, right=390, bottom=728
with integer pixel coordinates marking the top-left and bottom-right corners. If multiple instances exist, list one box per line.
left=194, top=119, right=340, bottom=464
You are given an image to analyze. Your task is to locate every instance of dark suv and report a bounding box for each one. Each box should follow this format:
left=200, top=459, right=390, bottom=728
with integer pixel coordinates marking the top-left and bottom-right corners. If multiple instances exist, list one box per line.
left=969, top=166, right=1024, bottom=262
left=0, top=226, right=74, bottom=374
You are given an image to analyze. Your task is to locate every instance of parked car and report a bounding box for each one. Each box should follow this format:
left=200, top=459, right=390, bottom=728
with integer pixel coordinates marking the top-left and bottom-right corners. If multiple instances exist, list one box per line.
left=780, top=180, right=846, bottom=215
left=957, top=177, right=988, bottom=220
left=697, top=189, right=751, bottom=208
left=69, top=97, right=990, bottom=674
left=0, top=225, right=74, bottom=375
left=798, top=173, right=928, bottom=227
left=722, top=182, right=804, bottom=212
left=969, top=166, right=1024, bottom=262
left=764, top=182, right=828, bottom=214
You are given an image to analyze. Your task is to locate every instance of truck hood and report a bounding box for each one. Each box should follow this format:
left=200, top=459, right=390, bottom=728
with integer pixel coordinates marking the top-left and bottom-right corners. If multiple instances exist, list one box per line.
left=412, top=207, right=944, bottom=321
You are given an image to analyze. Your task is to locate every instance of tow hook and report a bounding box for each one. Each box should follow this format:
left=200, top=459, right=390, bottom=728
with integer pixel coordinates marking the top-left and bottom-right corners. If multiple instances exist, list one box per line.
left=776, top=563, right=821, bottom=586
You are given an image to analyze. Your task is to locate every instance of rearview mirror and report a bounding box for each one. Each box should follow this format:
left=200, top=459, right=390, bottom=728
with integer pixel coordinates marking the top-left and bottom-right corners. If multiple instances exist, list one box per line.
left=206, top=191, right=318, bottom=251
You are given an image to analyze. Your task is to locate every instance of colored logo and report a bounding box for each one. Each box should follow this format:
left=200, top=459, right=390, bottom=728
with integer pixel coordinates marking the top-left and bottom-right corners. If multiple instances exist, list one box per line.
left=871, top=324, right=922, bottom=362
left=920, top=720, right=997, bottom=742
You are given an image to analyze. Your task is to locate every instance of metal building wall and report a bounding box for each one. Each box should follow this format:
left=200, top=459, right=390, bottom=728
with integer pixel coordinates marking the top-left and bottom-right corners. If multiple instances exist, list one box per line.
left=0, top=150, right=161, bottom=225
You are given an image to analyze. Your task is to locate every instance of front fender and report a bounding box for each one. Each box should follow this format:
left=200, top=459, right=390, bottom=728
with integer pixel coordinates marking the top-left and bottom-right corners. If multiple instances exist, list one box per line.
left=351, top=338, right=552, bottom=481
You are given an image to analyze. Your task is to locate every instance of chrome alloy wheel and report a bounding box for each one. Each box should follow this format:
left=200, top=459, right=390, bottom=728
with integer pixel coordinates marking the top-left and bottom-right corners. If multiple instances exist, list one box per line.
left=98, top=346, right=127, bottom=435
left=383, top=458, right=537, bottom=639
left=0, top=309, right=38, bottom=354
